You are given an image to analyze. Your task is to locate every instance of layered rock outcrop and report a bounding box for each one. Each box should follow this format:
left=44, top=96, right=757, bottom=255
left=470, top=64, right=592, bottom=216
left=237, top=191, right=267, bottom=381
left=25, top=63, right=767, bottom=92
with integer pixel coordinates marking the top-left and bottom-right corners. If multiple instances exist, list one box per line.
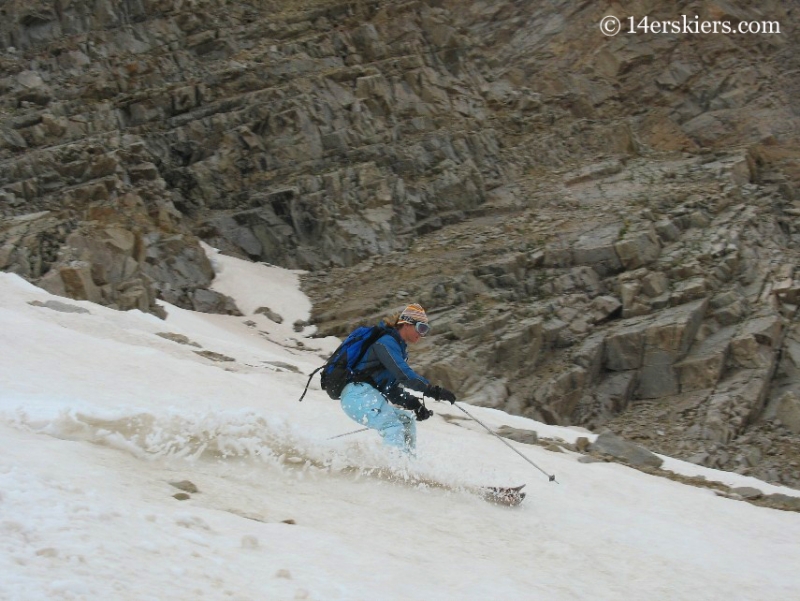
left=1, top=0, right=507, bottom=313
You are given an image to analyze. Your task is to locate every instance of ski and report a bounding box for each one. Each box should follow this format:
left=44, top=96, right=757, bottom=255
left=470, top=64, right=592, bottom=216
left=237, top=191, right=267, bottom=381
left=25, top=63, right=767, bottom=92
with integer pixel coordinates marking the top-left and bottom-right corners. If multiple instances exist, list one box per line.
left=481, top=484, right=526, bottom=507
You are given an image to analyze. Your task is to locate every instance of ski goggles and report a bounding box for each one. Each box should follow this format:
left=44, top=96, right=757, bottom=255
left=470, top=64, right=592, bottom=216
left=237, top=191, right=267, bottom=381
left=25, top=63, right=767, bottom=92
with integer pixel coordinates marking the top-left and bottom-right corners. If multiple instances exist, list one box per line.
left=412, top=320, right=431, bottom=337
left=399, top=318, right=430, bottom=337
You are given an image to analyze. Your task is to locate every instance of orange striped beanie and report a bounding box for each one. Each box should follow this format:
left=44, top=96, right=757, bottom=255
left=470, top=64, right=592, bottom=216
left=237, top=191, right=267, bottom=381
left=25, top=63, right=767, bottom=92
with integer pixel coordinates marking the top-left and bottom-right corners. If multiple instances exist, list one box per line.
left=397, top=303, right=429, bottom=325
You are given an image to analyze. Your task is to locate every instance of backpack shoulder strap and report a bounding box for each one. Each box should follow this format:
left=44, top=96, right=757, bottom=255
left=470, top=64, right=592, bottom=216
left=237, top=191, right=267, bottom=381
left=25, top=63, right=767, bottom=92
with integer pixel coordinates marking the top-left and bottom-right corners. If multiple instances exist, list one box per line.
left=350, top=326, right=391, bottom=382
left=357, top=326, right=389, bottom=361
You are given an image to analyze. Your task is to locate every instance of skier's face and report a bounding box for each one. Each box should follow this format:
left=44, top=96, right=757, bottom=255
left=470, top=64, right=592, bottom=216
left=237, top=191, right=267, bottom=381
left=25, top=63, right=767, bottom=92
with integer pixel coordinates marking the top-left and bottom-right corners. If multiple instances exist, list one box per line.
left=398, top=322, right=423, bottom=344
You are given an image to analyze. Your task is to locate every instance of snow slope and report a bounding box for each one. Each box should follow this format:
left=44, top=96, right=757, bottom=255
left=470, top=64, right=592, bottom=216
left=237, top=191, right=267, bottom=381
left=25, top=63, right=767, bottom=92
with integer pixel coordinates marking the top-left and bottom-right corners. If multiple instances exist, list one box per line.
left=1, top=250, right=800, bottom=601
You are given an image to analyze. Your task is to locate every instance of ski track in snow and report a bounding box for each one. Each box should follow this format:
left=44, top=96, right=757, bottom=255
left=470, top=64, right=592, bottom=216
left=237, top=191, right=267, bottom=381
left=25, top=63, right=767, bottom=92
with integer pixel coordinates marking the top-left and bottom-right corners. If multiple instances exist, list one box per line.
left=2, top=254, right=800, bottom=601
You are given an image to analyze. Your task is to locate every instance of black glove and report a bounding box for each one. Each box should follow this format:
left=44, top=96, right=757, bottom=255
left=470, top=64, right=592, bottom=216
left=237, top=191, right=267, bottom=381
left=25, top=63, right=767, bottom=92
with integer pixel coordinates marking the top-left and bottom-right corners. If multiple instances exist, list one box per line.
left=426, top=385, right=456, bottom=404
left=414, top=405, right=434, bottom=421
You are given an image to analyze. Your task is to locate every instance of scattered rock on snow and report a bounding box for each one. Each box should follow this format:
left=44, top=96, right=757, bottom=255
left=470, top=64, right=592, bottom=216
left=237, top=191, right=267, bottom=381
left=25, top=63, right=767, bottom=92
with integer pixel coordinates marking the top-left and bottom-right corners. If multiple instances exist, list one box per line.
left=169, top=480, right=199, bottom=493
left=588, top=432, right=664, bottom=468
left=194, top=350, right=236, bottom=362
left=157, top=333, right=201, bottom=347
left=28, top=299, right=91, bottom=314
left=191, top=289, right=243, bottom=316
left=730, top=486, right=763, bottom=500
left=761, top=493, right=800, bottom=512
left=496, top=425, right=538, bottom=444
left=264, top=361, right=302, bottom=373
left=255, top=306, right=284, bottom=323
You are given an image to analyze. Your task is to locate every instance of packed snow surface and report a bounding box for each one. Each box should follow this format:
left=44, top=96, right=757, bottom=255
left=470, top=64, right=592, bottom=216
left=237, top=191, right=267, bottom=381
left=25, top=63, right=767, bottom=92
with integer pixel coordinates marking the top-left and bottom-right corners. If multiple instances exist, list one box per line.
left=1, top=250, right=799, bottom=601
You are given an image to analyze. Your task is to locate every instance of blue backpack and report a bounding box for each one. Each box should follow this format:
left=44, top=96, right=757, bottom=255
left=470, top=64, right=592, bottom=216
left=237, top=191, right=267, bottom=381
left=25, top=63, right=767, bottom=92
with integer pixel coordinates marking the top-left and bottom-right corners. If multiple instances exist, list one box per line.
left=298, top=325, right=387, bottom=401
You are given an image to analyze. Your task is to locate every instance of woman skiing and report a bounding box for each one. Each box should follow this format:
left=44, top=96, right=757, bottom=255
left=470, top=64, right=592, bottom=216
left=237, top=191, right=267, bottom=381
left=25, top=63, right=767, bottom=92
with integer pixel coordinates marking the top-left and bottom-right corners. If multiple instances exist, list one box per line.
left=340, top=303, right=457, bottom=454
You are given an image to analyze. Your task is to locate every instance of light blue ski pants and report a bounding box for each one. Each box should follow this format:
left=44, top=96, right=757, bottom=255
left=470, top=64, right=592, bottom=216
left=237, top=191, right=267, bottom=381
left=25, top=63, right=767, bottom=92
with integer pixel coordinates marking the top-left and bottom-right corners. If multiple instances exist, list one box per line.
left=340, top=382, right=416, bottom=454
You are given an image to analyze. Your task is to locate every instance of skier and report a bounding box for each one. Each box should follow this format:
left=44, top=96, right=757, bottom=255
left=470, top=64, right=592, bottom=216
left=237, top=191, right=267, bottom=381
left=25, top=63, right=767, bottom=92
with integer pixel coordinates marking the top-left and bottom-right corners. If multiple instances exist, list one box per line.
left=340, top=303, right=457, bottom=455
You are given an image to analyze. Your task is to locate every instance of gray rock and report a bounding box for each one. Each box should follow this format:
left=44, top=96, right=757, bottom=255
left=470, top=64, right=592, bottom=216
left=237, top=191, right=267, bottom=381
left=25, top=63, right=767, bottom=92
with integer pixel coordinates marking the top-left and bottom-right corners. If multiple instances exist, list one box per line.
left=169, top=480, right=199, bottom=494
left=191, top=289, right=242, bottom=316
left=28, top=299, right=90, bottom=314
left=604, top=322, right=646, bottom=371
left=588, top=432, right=664, bottom=468
left=654, top=219, right=682, bottom=243
left=264, top=361, right=302, bottom=374
left=686, top=452, right=710, bottom=466
left=496, top=425, right=538, bottom=445
left=730, top=486, right=762, bottom=500
left=614, top=226, right=662, bottom=270
left=193, top=350, right=236, bottom=362
left=1, top=126, right=28, bottom=150
left=572, top=223, right=623, bottom=276
left=775, top=392, right=800, bottom=435
left=156, top=332, right=201, bottom=347
left=636, top=299, right=708, bottom=399
left=762, top=493, right=800, bottom=512
left=534, top=365, right=588, bottom=417
left=589, top=295, right=622, bottom=324
left=702, top=369, right=772, bottom=443
left=52, top=261, right=104, bottom=303
left=619, top=281, right=641, bottom=314
left=641, top=271, right=669, bottom=298
left=674, top=325, right=734, bottom=392
left=574, top=371, right=636, bottom=427
left=670, top=277, right=710, bottom=305
left=255, top=306, right=284, bottom=324
left=563, top=160, right=623, bottom=185
left=567, top=333, right=604, bottom=390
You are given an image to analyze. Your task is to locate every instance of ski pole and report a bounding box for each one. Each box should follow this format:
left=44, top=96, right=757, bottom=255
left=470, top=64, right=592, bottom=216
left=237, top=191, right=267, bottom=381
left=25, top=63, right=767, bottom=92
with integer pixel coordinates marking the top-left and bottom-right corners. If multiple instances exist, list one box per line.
left=454, top=403, right=558, bottom=483
left=328, top=427, right=370, bottom=440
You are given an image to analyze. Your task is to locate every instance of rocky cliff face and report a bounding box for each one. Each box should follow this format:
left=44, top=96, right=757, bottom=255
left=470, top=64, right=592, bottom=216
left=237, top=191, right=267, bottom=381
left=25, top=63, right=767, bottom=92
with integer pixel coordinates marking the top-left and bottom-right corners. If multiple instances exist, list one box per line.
left=1, top=0, right=504, bottom=314
left=2, top=1, right=800, bottom=488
